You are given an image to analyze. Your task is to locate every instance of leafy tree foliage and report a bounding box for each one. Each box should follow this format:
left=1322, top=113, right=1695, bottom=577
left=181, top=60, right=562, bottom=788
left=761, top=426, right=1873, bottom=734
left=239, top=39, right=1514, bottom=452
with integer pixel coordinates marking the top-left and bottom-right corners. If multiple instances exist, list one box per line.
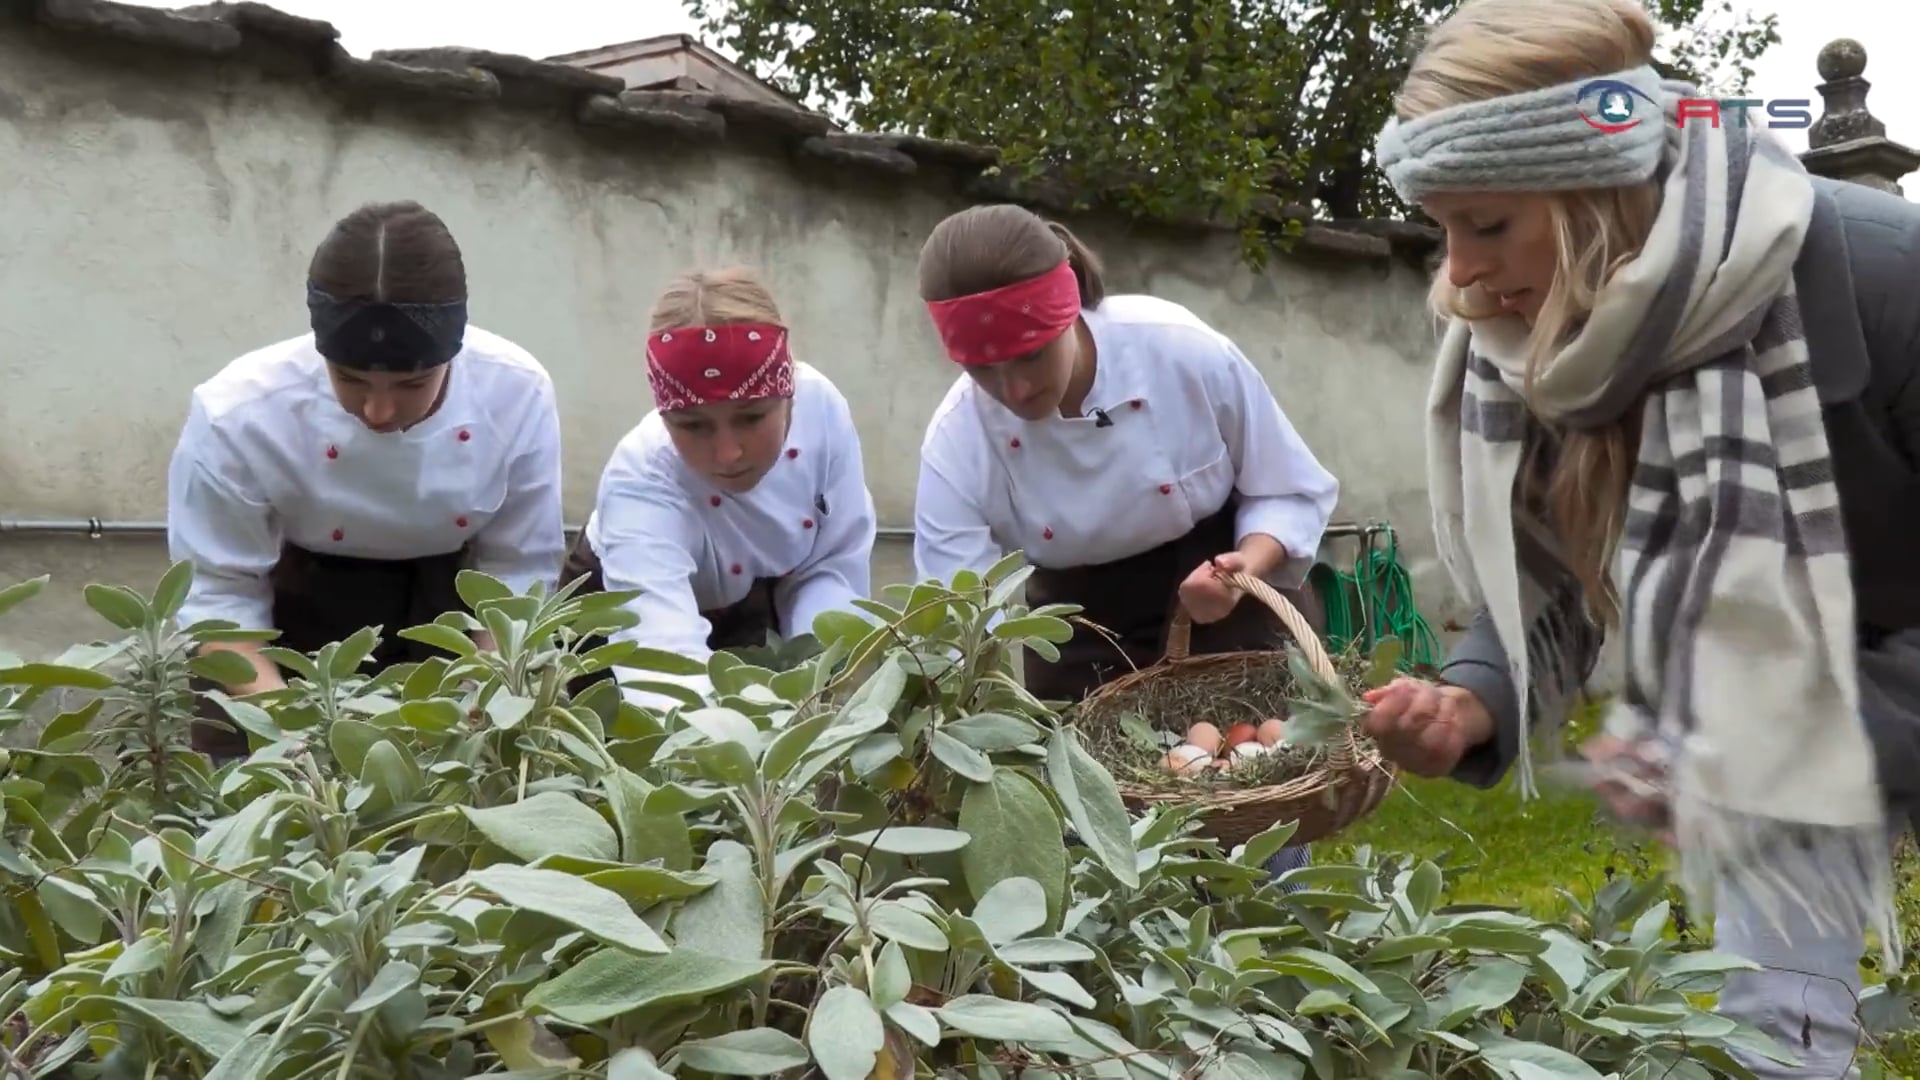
left=684, top=0, right=1780, bottom=247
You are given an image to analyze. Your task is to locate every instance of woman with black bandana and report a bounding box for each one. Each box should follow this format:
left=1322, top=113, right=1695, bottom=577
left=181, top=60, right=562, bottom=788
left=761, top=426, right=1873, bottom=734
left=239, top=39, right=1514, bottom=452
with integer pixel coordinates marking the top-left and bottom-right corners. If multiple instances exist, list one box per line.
left=166, top=200, right=566, bottom=760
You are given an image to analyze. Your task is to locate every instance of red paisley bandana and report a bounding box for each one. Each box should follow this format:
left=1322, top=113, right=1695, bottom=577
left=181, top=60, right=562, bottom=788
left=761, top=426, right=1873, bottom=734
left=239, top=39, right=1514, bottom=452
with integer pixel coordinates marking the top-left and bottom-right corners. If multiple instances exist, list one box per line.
left=646, top=322, right=794, bottom=412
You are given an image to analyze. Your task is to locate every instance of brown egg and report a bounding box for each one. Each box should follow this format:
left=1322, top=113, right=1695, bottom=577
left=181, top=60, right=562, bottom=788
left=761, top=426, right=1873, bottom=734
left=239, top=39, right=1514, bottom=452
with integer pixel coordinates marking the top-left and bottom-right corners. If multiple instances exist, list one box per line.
left=1185, top=722, right=1223, bottom=755
left=1164, top=744, right=1214, bottom=776
left=1226, top=722, right=1259, bottom=748
left=1257, top=718, right=1285, bottom=746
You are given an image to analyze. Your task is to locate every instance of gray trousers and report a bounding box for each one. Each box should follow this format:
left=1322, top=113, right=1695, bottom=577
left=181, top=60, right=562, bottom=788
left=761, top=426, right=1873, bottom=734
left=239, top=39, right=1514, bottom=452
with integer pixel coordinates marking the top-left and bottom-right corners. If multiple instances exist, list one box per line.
left=1714, top=626, right=1920, bottom=1079
left=1715, top=849, right=1884, bottom=1078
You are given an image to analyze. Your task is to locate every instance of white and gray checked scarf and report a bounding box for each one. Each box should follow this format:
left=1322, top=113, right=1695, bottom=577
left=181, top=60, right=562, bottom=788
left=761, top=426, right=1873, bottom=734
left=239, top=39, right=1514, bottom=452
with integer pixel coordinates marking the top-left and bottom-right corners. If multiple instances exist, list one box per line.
left=1408, top=71, right=1895, bottom=954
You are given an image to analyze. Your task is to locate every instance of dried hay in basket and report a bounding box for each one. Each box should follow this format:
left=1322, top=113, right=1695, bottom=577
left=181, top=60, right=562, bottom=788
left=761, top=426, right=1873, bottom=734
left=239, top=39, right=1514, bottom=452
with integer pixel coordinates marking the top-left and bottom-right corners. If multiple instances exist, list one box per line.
left=1073, top=571, right=1399, bottom=848
left=1078, top=641, right=1379, bottom=787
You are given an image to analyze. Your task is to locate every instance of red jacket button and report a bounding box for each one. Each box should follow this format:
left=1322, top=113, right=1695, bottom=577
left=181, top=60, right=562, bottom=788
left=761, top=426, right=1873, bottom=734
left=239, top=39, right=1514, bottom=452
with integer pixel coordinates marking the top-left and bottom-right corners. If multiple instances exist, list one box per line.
left=1130, top=399, right=1143, bottom=410
left=1009, top=437, right=1021, bottom=449
left=457, top=430, right=471, bottom=442
left=730, top=563, right=743, bottom=575
left=325, top=446, right=339, bottom=460
left=710, top=495, right=722, bottom=507
left=331, top=529, right=344, bottom=542
left=456, top=516, right=469, bottom=528
left=1042, top=527, right=1054, bottom=540
left=1159, top=484, right=1172, bottom=494
left=786, top=447, right=800, bottom=459
left=802, top=518, right=815, bottom=530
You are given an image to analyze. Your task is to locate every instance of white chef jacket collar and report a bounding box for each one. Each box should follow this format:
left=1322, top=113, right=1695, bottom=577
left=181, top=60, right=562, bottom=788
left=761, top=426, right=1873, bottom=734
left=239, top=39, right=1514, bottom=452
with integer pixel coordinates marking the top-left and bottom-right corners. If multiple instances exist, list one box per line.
left=1077, top=303, right=1149, bottom=415
left=318, top=337, right=480, bottom=443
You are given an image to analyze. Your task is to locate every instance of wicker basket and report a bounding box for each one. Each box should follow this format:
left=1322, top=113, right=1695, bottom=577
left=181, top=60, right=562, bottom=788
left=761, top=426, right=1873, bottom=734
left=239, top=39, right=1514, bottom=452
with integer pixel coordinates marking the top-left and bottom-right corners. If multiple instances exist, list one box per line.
left=1076, top=570, right=1397, bottom=849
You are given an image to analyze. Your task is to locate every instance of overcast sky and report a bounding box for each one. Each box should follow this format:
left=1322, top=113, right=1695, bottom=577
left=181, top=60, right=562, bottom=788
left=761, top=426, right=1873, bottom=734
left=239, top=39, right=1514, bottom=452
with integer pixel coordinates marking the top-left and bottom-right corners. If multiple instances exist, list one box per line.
left=138, top=0, right=1918, bottom=158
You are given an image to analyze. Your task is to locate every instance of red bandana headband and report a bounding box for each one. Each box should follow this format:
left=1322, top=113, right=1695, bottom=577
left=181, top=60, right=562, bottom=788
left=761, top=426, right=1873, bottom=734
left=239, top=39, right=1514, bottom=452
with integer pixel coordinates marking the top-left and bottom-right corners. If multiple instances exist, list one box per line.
left=924, top=259, right=1081, bottom=367
left=645, top=322, right=795, bottom=413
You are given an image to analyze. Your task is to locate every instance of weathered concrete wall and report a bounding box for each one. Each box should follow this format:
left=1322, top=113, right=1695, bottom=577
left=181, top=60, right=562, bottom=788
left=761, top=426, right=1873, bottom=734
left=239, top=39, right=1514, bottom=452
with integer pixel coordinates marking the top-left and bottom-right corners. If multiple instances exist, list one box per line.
left=0, top=1, right=1451, bottom=663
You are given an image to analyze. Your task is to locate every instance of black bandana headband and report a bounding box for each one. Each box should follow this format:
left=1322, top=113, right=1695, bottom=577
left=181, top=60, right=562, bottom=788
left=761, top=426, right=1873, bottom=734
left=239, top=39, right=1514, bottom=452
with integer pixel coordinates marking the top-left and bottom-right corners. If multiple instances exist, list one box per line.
left=307, top=284, right=469, bottom=373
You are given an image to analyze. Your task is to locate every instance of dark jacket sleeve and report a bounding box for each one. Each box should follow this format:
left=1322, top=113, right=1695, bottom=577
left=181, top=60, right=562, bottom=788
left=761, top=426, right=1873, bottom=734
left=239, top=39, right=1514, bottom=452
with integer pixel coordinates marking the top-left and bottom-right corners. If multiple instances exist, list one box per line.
left=1800, top=178, right=1920, bottom=820
left=1827, top=180, right=1920, bottom=813
left=1860, top=631, right=1920, bottom=815
left=1881, top=251, right=1920, bottom=465
left=1436, top=607, right=1523, bottom=789
left=1893, top=363, right=1920, bottom=469
left=1825, top=178, right=1920, bottom=466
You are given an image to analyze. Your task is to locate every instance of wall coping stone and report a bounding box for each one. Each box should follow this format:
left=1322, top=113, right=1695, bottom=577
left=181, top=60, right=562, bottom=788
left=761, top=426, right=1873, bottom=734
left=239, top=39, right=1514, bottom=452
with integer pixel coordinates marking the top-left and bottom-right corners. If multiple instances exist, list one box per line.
left=1, top=0, right=1444, bottom=265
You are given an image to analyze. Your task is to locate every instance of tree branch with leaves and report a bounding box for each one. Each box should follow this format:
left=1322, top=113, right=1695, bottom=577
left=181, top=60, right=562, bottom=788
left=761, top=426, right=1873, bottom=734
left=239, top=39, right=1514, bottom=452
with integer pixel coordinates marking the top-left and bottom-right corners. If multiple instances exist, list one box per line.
left=685, top=0, right=1780, bottom=263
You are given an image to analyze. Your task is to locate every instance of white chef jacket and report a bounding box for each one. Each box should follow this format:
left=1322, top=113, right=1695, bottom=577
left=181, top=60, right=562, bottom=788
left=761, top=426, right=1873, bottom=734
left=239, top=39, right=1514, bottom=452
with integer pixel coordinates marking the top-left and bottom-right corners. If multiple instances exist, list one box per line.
left=914, top=294, right=1338, bottom=589
left=584, top=360, right=878, bottom=706
left=167, top=326, right=566, bottom=631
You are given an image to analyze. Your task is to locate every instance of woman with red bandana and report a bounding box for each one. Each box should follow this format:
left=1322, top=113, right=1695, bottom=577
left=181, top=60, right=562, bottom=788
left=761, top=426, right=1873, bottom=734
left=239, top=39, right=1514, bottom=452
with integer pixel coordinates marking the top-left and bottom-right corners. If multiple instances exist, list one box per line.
left=563, top=267, right=878, bottom=708
left=911, top=204, right=1340, bottom=876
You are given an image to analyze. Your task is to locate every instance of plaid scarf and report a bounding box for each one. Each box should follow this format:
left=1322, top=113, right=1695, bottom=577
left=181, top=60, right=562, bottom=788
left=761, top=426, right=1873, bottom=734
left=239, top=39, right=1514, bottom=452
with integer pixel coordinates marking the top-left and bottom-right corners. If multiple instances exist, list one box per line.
left=1427, top=102, right=1895, bottom=954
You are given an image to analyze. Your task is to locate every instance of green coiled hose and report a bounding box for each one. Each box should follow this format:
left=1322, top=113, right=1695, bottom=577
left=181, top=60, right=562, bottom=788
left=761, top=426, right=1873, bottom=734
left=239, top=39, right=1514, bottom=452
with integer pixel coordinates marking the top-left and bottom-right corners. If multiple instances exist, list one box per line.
left=1314, top=524, right=1443, bottom=671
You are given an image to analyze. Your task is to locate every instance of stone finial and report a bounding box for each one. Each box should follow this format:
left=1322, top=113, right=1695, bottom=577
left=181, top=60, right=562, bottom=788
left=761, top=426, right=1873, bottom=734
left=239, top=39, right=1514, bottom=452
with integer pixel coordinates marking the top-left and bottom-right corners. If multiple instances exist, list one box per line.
left=1816, top=38, right=1865, bottom=82
left=1801, top=38, right=1920, bottom=196
left=1809, top=39, right=1881, bottom=146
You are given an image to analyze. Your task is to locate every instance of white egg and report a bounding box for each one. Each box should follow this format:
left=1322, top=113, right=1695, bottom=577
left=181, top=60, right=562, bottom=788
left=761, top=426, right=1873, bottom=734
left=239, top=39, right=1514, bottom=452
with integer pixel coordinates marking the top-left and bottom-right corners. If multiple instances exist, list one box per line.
left=1164, top=743, right=1214, bottom=776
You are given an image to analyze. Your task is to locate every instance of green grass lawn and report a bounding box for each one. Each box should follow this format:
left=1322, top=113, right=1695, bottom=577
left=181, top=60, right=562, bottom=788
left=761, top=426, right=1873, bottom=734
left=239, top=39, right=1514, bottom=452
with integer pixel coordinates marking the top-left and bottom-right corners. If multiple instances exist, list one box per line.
left=1320, top=700, right=1683, bottom=917
left=1327, top=766, right=1652, bottom=917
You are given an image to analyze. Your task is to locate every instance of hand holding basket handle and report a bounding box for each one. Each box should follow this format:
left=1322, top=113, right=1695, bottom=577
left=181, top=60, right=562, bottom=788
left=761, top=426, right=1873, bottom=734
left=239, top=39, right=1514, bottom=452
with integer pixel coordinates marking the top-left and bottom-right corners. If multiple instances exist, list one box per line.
left=1177, top=537, right=1292, bottom=625
left=1168, top=566, right=1330, bottom=665
left=1176, top=552, right=1254, bottom=624
left=1167, top=567, right=1355, bottom=771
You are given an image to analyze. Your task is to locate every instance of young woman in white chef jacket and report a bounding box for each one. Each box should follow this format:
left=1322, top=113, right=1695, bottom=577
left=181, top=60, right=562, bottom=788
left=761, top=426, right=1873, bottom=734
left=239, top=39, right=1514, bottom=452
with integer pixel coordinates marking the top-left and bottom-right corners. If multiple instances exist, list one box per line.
left=911, top=204, right=1341, bottom=877
left=562, top=266, right=879, bottom=708
left=167, top=200, right=566, bottom=759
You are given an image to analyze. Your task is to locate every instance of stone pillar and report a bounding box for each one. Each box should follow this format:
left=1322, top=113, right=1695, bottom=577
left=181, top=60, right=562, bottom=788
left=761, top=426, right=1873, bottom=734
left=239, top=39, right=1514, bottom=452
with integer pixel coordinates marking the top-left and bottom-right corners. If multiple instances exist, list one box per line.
left=1799, top=39, right=1920, bottom=196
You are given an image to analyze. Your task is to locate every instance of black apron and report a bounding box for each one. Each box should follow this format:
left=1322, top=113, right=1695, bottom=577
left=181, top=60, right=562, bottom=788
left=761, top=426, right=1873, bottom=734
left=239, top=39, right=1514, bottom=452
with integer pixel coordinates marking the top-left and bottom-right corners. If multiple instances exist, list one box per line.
left=190, top=541, right=470, bottom=758
left=559, top=531, right=782, bottom=699
left=1022, top=494, right=1326, bottom=704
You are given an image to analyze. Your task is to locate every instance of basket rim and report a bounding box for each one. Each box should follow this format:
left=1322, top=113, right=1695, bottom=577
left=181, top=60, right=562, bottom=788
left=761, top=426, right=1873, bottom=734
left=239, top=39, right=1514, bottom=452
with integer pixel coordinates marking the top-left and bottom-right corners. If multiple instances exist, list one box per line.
left=1113, top=759, right=1400, bottom=848
left=1071, top=646, right=1389, bottom=806
left=1114, top=754, right=1398, bottom=811
left=1110, top=753, right=1397, bottom=807
left=1077, top=646, right=1297, bottom=710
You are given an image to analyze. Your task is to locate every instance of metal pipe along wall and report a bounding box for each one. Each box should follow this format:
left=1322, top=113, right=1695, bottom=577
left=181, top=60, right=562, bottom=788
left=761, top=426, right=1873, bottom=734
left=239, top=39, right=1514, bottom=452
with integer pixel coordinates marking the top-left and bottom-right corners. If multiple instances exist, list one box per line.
left=2, top=520, right=1381, bottom=542
left=0, top=518, right=920, bottom=540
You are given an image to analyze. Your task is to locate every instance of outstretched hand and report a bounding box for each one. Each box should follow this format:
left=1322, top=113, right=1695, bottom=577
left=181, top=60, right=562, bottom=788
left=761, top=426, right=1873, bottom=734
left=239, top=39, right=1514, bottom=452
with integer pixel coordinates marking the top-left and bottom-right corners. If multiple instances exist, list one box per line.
left=1577, top=733, right=1676, bottom=843
left=1360, top=677, right=1495, bottom=778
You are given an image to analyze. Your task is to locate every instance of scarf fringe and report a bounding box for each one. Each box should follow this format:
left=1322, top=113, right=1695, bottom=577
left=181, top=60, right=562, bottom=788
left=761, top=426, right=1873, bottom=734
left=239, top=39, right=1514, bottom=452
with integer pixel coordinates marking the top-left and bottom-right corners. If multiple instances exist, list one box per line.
left=1672, top=797, right=1902, bottom=972
left=1510, top=560, right=1603, bottom=799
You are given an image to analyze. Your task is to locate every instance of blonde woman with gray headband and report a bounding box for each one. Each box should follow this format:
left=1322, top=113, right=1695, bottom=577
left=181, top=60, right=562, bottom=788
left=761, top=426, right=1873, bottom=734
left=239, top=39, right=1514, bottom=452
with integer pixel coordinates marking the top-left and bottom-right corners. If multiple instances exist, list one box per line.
left=1358, top=0, right=1920, bottom=1073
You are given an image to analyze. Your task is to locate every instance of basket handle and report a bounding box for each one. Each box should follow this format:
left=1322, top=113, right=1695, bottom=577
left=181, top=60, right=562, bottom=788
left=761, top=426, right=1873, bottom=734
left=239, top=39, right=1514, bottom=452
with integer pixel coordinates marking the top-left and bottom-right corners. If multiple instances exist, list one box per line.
left=1167, top=569, right=1336, bottom=681
left=1166, top=568, right=1362, bottom=773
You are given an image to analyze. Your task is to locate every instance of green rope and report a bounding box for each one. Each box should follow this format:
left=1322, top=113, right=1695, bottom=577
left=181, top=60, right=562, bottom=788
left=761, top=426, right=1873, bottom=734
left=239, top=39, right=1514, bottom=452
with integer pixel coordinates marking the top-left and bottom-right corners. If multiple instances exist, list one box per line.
left=1317, top=524, right=1443, bottom=671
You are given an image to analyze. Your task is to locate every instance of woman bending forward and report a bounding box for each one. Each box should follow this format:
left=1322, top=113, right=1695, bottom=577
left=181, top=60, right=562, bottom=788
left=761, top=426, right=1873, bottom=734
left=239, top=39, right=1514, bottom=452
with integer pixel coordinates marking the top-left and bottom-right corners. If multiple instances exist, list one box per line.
left=565, top=267, right=878, bottom=708
left=1362, top=0, right=1920, bottom=1073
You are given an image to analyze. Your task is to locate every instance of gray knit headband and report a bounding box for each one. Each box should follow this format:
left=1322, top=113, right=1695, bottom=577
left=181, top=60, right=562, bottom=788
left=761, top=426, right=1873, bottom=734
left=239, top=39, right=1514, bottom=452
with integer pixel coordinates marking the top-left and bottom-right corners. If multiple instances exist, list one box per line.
left=1375, top=64, right=1689, bottom=203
